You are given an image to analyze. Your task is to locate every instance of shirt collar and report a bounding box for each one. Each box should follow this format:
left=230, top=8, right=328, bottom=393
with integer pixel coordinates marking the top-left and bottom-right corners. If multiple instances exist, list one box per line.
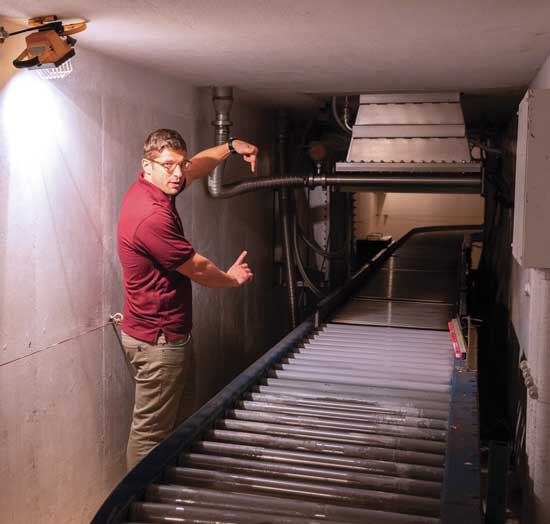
left=137, top=172, right=174, bottom=207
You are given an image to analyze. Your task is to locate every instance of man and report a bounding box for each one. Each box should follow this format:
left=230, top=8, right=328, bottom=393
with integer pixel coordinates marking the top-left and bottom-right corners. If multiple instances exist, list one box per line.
left=117, top=128, right=257, bottom=468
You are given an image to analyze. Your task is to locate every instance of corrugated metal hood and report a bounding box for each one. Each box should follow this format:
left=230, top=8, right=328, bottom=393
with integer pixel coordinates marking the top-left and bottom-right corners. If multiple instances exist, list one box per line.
left=336, top=93, right=481, bottom=175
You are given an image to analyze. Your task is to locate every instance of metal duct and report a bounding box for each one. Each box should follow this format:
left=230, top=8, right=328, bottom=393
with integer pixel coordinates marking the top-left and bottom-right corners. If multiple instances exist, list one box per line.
left=336, top=93, right=482, bottom=181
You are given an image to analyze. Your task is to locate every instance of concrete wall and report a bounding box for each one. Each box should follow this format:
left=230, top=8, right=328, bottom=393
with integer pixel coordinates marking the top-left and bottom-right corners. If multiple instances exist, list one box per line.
left=509, top=51, right=550, bottom=524
left=0, top=18, right=280, bottom=523
left=354, top=192, right=484, bottom=240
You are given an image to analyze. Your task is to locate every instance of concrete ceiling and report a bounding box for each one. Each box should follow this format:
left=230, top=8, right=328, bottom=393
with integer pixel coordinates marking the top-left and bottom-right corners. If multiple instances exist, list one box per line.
left=2, top=1, right=550, bottom=108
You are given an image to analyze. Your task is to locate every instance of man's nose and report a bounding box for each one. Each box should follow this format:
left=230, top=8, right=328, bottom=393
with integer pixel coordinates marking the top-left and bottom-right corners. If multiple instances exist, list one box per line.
left=171, top=165, right=183, bottom=178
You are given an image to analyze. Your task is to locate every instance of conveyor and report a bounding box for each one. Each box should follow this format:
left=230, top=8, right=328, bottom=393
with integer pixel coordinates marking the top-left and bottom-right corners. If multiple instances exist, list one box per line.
left=92, top=226, right=482, bottom=524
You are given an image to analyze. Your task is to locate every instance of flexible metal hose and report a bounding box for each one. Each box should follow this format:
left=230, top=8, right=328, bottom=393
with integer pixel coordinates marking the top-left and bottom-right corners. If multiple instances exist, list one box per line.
left=208, top=87, right=304, bottom=199
left=297, top=222, right=346, bottom=259
left=292, top=214, right=324, bottom=299
left=331, top=96, right=353, bottom=134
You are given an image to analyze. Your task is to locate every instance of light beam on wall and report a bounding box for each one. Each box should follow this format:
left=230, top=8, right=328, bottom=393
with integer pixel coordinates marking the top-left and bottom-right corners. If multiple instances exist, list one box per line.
left=2, top=71, right=63, bottom=176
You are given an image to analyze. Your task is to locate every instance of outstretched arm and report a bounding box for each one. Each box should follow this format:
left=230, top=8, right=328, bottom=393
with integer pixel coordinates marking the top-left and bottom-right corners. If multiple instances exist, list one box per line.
left=177, top=250, right=253, bottom=288
left=186, top=140, right=259, bottom=183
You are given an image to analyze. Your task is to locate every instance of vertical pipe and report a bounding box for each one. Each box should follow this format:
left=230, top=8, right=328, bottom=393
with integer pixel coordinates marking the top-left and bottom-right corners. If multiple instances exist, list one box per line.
left=209, top=86, right=234, bottom=196
left=278, top=110, right=297, bottom=328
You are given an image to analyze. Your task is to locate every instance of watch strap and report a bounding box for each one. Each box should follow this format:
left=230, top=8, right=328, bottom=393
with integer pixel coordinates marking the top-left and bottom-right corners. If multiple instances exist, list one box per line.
left=227, top=137, right=238, bottom=154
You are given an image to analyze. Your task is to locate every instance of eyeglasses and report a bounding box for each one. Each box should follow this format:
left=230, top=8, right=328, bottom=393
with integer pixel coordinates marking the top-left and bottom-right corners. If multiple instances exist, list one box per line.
left=147, top=157, right=193, bottom=173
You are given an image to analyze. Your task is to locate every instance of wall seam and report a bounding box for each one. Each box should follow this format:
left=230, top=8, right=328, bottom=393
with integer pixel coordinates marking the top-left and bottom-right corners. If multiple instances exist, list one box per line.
left=99, top=91, right=107, bottom=486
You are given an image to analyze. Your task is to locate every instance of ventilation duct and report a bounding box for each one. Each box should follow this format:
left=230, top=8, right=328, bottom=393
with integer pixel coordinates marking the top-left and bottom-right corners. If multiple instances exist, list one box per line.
left=336, top=93, right=481, bottom=182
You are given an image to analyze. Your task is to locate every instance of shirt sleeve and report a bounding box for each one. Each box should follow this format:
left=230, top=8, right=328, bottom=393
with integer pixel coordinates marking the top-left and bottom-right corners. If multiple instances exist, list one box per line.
left=133, top=210, right=195, bottom=271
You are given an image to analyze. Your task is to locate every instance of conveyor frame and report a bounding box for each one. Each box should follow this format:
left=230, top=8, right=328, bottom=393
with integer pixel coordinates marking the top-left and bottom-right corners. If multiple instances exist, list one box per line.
left=92, top=226, right=482, bottom=524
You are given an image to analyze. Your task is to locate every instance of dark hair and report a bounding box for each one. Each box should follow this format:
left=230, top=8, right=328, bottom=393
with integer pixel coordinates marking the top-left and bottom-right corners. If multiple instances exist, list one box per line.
left=144, top=129, right=187, bottom=159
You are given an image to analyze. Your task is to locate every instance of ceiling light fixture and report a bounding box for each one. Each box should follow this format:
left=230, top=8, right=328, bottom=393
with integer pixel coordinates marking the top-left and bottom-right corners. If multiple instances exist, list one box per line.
left=0, top=16, right=87, bottom=80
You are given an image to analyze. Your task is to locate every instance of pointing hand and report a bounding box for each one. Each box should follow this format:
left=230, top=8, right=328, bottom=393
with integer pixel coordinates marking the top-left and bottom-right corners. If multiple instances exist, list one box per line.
left=227, top=250, right=254, bottom=286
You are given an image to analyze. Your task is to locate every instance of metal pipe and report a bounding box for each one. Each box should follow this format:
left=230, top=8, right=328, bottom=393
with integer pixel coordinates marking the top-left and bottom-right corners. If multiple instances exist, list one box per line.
left=322, top=175, right=481, bottom=191
left=208, top=86, right=305, bottom=199
left=195, top=440, right=445, bottom=481
left=312, top=174, right=482, bottom=194
left=343, top=96, right=353, bottom=131
left=146, top=484, right=437, bottom=524
left=180, top=453, right=442, bottom=497
left=332, top=96, right=353, bottom=134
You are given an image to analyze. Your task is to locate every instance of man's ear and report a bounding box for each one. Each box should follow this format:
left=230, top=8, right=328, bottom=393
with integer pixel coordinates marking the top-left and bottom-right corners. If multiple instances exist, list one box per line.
left=142, top=158, right=152, bottom=174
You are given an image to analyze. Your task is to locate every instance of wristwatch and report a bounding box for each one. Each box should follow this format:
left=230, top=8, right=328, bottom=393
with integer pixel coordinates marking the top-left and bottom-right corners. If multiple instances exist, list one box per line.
left=227, top=137, right=238, bottom=154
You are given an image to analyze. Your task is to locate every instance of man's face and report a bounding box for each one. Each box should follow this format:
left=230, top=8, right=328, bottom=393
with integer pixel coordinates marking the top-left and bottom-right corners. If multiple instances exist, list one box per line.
left=142, top=147, right=189, bottom=196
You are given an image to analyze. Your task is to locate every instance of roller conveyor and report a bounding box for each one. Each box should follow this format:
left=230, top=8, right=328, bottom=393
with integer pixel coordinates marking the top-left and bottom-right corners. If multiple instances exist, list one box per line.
left=93, top=227, right=482, bottom=524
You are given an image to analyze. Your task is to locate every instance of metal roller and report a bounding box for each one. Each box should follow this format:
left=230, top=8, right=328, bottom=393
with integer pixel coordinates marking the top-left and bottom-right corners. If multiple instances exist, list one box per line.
left=236, top=399, right=449, bottom=430
left=299, top=343, right=453, bottom=359
left=130, top=501, right=349, bottom=523
left=288, top=351, right=453, bottom=372
left=260, top=379, right=452, bottom=405
left=301, top=342, right=453, bottom=359
left=145, top=484, right=440, bottom=524
left=276, top=362, right=451, bottom=385
left=194, top=440, right=445, bottom=481
left=208, top=428, right=445, bottom=466
left=163, top=467, right=441, bottom=516
left=179, top=453, right=442, bottom=497
left=226, top=409, right=448, bottom=442
left=244, top=391, right=450, bottom=421
left=218, top=418, right=447, bottom=453
left=309, top=334, right=451, bottom=348
left=269, top=369, right=452, bottom=393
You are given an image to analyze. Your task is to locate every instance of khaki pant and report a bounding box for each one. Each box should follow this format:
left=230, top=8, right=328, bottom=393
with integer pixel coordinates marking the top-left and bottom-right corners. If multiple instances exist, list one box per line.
left=121, top=331, right=195, bottom=469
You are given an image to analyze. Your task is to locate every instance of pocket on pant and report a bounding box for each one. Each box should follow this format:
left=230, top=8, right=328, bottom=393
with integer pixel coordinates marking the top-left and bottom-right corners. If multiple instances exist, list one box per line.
left=157, top=346, right=187, bottom=366
left=121, top=331, right=145, bottom=350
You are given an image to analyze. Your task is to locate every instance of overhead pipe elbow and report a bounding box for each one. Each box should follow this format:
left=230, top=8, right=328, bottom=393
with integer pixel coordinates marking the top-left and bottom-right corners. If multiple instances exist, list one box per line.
left=207, top=86, right=234, bottom=198
left=207, top=87, right=308, bottom=198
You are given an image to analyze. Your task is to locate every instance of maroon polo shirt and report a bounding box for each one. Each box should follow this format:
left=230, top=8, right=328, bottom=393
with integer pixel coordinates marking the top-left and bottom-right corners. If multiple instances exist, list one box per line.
left=117, top=173, right=195, bottom=343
